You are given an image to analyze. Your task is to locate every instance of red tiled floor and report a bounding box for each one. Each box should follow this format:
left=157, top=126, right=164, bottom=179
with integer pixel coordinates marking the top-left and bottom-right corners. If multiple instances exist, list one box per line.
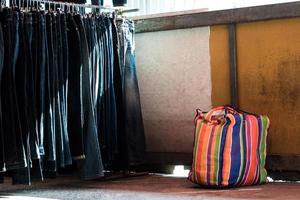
left=0, top=174, right=299, bottom=199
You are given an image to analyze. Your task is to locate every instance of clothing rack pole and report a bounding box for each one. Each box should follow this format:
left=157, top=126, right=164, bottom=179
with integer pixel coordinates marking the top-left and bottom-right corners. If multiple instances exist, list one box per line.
left=9, top=0, right=117, bottom=10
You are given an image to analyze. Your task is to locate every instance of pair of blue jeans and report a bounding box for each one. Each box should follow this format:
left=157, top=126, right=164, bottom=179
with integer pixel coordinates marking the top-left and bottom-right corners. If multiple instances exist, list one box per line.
left=117, top=19, right=146, bottom=166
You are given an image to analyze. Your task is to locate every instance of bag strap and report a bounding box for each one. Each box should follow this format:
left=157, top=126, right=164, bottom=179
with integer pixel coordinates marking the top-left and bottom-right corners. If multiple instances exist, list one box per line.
left=205, top=105, right=237, bottom=122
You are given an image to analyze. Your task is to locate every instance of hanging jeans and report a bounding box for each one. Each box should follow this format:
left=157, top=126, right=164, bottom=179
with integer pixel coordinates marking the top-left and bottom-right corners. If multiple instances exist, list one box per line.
left=1, top=8, right=27, bottom=171
left=111, top=18, right=128, bottom=169
left=117, top=19, right=146, bottom=166
left=99, top=17, right=119, bottom=167
left=0, top=9, right=145, bottom=184
left=66, top=13, right=84, bottom=160
left=30, top=11, right=43, bottom=181
left=57, top=13, right=72, bottom=168
left=44, top=13, right=57, bottom=175
left=74, top=14, right=104, bottom=180
left=0, top=22, right=5, bottom=173
left=12, top=11, right=31, bottom=185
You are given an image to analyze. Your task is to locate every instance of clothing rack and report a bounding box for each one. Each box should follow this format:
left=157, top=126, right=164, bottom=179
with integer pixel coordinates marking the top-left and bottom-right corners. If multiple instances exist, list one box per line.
left=1, top=0, right=146, bottom=183
left=7, top=0, right=114, bottom=11
left=7, top=0, right=139, bottom=14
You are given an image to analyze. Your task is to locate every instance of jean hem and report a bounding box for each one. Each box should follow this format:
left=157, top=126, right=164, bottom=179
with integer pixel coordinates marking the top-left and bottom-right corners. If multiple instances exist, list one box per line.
left=6, top=162, right=27, bottom=171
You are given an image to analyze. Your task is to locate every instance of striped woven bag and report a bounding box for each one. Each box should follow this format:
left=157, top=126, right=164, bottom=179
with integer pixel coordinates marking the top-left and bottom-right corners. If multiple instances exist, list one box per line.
left=188, top=106, right=270, bottom=187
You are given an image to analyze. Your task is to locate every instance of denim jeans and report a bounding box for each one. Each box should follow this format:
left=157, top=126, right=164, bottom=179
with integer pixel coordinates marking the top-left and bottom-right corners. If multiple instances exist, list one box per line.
left=55, top=13, right=68, bottom=168
left=59, top=13, right=72, bottom=167
left=44, top=13, right=56, bottom=174
left=37, top=12, right=46, bottom=158
left=12, top=11, right=31, bottom=185
left=0, top=10, right=145, bottom=182
left=66, top=13, right=84, bottom=160
left=0, top=21, right=5, bottom=173
left=111, top=17, right=128, bottom=169
left=117, top=19, right=146, bottom=166
left=74, top=14, right=104, bottom=180
left=30, top=11, right=41, bottom=161
left=31, top=11, right=43, bottom=180
left=52, top=12, right=63, bottom=173
left=98, top=16, right=119, bottom=167
left=95, top=17, right=106, bottom=162
left=1, top=8, right=26, bottom=171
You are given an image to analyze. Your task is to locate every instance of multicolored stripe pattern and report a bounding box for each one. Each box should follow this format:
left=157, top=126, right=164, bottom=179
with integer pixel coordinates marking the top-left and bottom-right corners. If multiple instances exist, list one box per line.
left=188, top=106, right=270, bottom=187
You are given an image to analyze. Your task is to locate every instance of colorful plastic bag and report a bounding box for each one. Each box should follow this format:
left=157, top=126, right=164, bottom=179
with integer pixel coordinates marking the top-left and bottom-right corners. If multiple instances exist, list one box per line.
left=188, top=106, right=270, bottom=187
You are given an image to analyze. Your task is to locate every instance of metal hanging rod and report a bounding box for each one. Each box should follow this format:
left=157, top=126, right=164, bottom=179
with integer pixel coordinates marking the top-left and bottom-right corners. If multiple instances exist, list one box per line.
left=20, top=0, right=117, bottom=10
left=117, top=8, right=139, bottom=14
left=8, top=0, right=140, bottom=14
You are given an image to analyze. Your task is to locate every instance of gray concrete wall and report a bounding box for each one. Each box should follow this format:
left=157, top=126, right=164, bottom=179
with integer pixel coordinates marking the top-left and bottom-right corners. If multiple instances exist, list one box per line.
left=135, top=27, right=212, bottom=153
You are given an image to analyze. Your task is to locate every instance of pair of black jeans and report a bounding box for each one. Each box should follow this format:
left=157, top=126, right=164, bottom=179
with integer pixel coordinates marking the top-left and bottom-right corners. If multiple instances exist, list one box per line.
left=57, top=13, right=72, bottom=168
left=53, top=13, right=71, bottom=169
left=1, top=8, right=27, bottom=171
left=66, top=13, right=84, bottom=160
left=0, top=21, right=5, bottom=173
left=12, top=11, right=32, bottom=185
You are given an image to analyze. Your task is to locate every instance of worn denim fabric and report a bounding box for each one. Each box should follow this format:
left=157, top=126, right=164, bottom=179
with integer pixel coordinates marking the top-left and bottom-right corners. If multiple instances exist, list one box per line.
left=92, top=18, right=100, bottom=111
left=44, top=13, right=56, bottom=174
left=1, top=8, right=26, bottom=171
left=24, top=13, right=35, bottom=172
left=55, top=13, right=69, bottom=168
left=117, top=19, right=146, bottom=166
left=37, top=12, right=46, bottom=158
left=59, top=13, right=72, bottom=167
left=66, top=13, right=84, bottom=160
left=95, top=17, right=105, bottom=161
left=51, top=12, right=62, bottom=173
left=30, top=11, right=41, bottom=161
left=30, top=11, right=44, bottom=181
left=0, top=21, right=5, bottom=173
left=12, top=11, right=32, bottom=185
left=0, top=10, right=144, bottom=182
left=99, top=17, right=119, bottom=167
left=74, top=14, right=104, bottom=180
left=12, top=10, right=27, bottom=169
left=111, top=17, right=128, bottom=169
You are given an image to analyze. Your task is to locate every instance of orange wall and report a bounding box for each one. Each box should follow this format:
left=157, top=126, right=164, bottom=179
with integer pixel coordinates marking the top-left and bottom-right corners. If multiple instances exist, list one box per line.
left=210, top=25, right=231, bottom=107
left=210, top=18, right=300, bottom=155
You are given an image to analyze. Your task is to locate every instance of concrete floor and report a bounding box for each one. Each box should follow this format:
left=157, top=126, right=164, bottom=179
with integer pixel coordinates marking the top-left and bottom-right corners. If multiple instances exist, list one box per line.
left=0, top=175, right=299, bottom=200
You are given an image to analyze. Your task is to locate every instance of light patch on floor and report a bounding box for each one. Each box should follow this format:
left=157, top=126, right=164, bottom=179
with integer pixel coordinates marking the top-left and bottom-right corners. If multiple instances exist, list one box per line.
left=172, top=165, right=190, bottom=177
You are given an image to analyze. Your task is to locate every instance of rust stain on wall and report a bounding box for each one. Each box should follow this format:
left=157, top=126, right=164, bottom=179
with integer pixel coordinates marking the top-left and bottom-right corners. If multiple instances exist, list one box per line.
left=211, top=18, right=300, bottom=155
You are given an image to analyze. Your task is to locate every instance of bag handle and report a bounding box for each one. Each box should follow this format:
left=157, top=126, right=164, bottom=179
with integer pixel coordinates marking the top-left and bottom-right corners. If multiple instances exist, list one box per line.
left=196, top=105, right=261, bottom=124
left=204, top=105, right=237, bottom=122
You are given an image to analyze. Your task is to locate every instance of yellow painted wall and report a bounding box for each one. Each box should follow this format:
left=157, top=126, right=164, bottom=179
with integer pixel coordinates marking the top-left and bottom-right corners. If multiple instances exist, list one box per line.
left=210, top=25, right=231, bottom=107
left=210, top=18, right=300, bottom=155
